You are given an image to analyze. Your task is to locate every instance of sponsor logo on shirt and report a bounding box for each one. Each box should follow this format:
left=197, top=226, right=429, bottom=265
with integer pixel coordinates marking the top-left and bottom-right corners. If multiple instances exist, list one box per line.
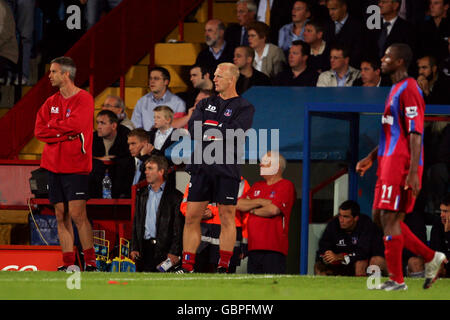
left=337, top=239, right=346, bottom=247
left=381, top=115, right=394, bottom=125
left=269, top=191, right=276, bottom=198
left=254, top=190, right=260, bottom=197
left=51, top=106, right=59, bottom=114
left=405, top=106, right=418, bottom=118
left=66, top=109, right=71, bottom=117
left=224, top=109, right=232, bottom=117
left=205, top=104, right=217, bottom=113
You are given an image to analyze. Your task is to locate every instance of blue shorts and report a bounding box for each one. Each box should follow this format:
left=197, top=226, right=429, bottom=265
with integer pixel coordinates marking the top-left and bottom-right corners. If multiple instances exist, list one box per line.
left=48, top=171, right=90, bottom=204
left=187, top=173, right=239, bottom=205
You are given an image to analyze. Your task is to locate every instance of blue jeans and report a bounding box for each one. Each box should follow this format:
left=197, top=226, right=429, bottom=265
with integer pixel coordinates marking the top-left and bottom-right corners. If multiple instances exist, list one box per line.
left=85, top=0, right=122, bottom=30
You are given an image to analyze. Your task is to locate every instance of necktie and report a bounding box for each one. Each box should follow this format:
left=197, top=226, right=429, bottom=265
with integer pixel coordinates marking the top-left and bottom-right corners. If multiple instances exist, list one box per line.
left=265, top=0, right=271, bottom=26
left=335, top=22, right=342, bottom=35
left=378, top=21, right=391, bottom=58
left=242, top=27, right=249, bottom=46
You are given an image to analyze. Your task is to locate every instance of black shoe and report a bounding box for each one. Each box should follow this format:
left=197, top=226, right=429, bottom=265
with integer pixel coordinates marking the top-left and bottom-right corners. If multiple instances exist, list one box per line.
left=57, top=265, right=68, bottom=272
left=174, top=266, right=194, bottom=274
left=216, top=266, right=228, bottom=273
left=84, top=265, right=98, bottom=272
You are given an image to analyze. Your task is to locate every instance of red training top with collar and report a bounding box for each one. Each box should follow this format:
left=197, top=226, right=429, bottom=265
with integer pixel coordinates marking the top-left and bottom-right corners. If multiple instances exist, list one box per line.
left=245, top=179, right=296, bottom=256
left=377, top=77, right=425, bottom=185
left=35, top=90, right=94, bottom=174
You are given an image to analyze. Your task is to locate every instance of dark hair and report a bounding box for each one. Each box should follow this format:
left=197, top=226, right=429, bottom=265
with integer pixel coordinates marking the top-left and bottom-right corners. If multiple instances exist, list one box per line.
left=145, top=154, right=169, bottom=180
left=97, top=109, right=119, bottom=124
left=247, top=21, right=271, bottom=42
left=128, top=128, right=150, bottom=142
left=418, top=55, right=437, bottom=68
left=330, top=42, right=350, bottom=58
left=291, top=40, right=310, bottom=57
left=441, top=193, right=450, bottom=206
left=339, top=200, right=360, bottom=217
left=293, top=0, right=312, bottom=12
left=191, top=64, right=212, bottom=77
left=150, top=66, right=171, bottom=83
left=305, top=19, right=325, bottom=34
left=236, top=45, right=255, bottom=60
left=389, top=43, right=413, bottom=69
left=361, top=57, right=381, bottom=71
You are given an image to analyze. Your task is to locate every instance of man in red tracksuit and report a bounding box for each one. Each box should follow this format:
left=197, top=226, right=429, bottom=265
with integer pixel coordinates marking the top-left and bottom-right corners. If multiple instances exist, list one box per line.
left=34, top=56, right=97, bottom=271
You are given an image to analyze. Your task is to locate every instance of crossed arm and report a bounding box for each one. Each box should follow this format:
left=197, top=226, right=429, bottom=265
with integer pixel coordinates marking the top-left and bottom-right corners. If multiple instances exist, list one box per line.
left=236, top=197, right=281, bottom=218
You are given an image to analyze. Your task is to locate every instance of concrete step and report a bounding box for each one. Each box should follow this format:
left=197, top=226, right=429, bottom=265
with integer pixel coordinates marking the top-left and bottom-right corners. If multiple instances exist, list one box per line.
left=154, top=43, right=203, bottom=66
left=166, top=22, right=206, bottom=43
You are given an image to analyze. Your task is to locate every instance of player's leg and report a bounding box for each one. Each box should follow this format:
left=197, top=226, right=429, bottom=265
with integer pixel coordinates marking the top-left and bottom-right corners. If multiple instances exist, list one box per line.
left=217, top=204, right=237, bottom=271
left=54, top=202, right=76, bottom=268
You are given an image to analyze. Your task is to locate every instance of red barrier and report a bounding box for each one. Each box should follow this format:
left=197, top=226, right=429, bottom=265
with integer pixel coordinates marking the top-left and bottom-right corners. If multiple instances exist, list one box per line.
left=0, top=245, right=65, bottom=271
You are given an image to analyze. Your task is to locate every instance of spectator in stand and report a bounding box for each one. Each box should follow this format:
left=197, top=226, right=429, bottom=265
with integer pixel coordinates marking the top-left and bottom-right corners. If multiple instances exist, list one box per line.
left=128, top=128, right=152, bottom=186
left=225, top=0, right=257, bottom=48
left=314, top=200, right=386, bottom=276
left=273, top=40, right=319, bottom=86
left=418, top=0, right=450, bottom=64
left=255, top=0, right=294, bottom=45
left=131, top=66, right=185, bottom=131
left=236, top=151, right=296, bottom=274
left=89, top=110, right=134, bottom=198
left=316, top=43, right=360, bottom=87
left=130, top=155, right=184, bottom=272
left=416, top=55, right=450, bottom=105
left=430, top=193, right=450, bottom=278
left=173, top=89, right=214, bottom=130
left=178, top=64, right=214, bottom=111
left=101, top=95, right=135, bottom=130
left=0, top=0, right=18, bottom=84
left=234, top=45, right=271, bottom=94
left=365, top=0, right=416, bottom=60
left=148, top=106, right=177, bottom=160
left=195, top=19, right=235, bottom=75
left=247, top=21, right=286, bottom=79
left=83, top=0, right=123, bottom=30
left=278, top=0, right=312, bottom=54
left=180, top=176, right=251, bottom=273
left=303, top=19, right=330, bottom=74
left=324, top=0, right=363, bottom=68
left=352, top=58, right=392, bottom=87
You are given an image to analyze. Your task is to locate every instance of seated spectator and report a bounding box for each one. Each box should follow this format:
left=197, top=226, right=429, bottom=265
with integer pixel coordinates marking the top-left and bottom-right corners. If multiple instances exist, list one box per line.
left=225, top=0, right=257, bottom=47
left=439, top=37, right=450, bottom=82
left=195, top=19, right=235, bottom=75
left=101, top=95, right=135, bottom=130
left=352, top=58, right=392, bottom=87
left=314, top=200, right=386, bottom=276
left=303, top=19, right=330, bottom=73
left=316, top=43, right=360, bottom=87
left=429, top=193, right=450, bottom=278
left=130, top=155, right=184, bottom=272
left=84, top=0, right=123, bottom=30
left=255, top=0, right=293, bottom=45
left=127, top=128, right=152, bottom=186
left=148, top=106, right=176, bottom=157
left=173, top=89, right=214, bottom=129
left=180, top=176, right=251, bottom=273
left=324, top=0, right=363, bottom=68
left=131, top=66, right=185, bottom=131
left=178, top=64, right=214, bottom=110
left=416, top=55, right=450, bottom=105
left=402, top=211, right=429, bottom=278
left=234, top=45, right=271, bottom=94
left=236, top=151, right=296, bottom=274
left=0, top=0, right=18, bottom=84
left=418, top=0, right=449, bottom=64
left=89, top=110, right=134, bottom=198
left=278, top=0, right=312, bottom=54
left=247, top=21, right=286, bottom=79
left=273, top=40, right=319, bottom=86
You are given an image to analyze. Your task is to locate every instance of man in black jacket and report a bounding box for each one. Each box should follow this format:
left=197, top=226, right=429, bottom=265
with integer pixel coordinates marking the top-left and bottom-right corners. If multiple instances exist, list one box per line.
left=130, top=155, right=184, bottom=272
left=315, top=200, right=386, bottom=276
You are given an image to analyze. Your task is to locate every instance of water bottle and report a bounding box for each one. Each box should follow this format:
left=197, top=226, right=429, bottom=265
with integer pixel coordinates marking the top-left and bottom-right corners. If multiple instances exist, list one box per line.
left=157, top=258, right=173, bottom=272
left=102, top=170, right=112, bottom=199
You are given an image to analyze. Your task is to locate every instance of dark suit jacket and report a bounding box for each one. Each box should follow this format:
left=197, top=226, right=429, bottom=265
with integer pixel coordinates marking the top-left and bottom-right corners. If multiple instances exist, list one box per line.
left=236, top=68, right=271, bottom=95
left=256, top=0, right=294, bottom=45
left=195, top=42, right=235, bottom=74
left=225, top=23, right=247, bottom=48
left=131, top=182, right=184, bottom=266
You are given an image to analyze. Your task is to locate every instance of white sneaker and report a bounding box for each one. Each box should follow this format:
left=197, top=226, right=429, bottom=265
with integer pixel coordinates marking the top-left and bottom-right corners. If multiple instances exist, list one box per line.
left=377, top=280, right=408, bottom=291
left=423, top=251, right=447, bottom=289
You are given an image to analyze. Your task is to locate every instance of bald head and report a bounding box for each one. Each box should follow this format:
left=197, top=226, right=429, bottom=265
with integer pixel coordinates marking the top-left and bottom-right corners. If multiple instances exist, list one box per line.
left=205, top=19, right=226, bottom=47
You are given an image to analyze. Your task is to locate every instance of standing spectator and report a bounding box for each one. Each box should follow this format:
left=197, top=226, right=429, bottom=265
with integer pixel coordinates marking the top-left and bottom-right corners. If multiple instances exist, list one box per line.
left=247, top=21, right=286, bottom=79
left=130, top=155, right=184, bottom=272
left=278, top=0, right=312, bottom=54
left=256, top=0, right=294, bottom=45
left=89, top=110, right=134, bottom=199
left=101, top=95, right=135, bottom=130
left=225, top=0, right=257, bottom=48
left=127, top=128, right=152, bottom=186
left=418, top=0, right=450, bottom=64
left=416, top=55, right=450, bottom=105
left=430, top=193, right=450, bottom=278
left=234, top=45, right=271, bottom=95
left=273, top=40, right=319, bottom=86
left=303, top=19, right=330, bottom=73
left=316, top=43, right=360, bottom=87
left=314, top=200, right=386, bottom=276
left=236, top=151, right=296, bottom=274
left=352, top=58, right=391, bottom=87
left=195, top=19, right=235, bottom=75
left=34, top=57, right=97, bottom=271
left=325, top=0, right=363, bottom=68
left=0, top=0, right=18, bottom=83
left=83, top=0, right=122, bottom=30
left=131, top=66, right=185, bottom=131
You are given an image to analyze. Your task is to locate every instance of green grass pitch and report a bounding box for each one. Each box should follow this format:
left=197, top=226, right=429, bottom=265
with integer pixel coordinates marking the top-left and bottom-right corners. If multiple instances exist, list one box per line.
left=0, top=272, right=449, bottom=300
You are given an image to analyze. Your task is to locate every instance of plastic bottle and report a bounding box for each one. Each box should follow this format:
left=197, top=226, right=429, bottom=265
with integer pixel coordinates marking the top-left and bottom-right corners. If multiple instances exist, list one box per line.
left=157, top=258, right=173, bottom=272
left=102, top=170, right=112, bottom=199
